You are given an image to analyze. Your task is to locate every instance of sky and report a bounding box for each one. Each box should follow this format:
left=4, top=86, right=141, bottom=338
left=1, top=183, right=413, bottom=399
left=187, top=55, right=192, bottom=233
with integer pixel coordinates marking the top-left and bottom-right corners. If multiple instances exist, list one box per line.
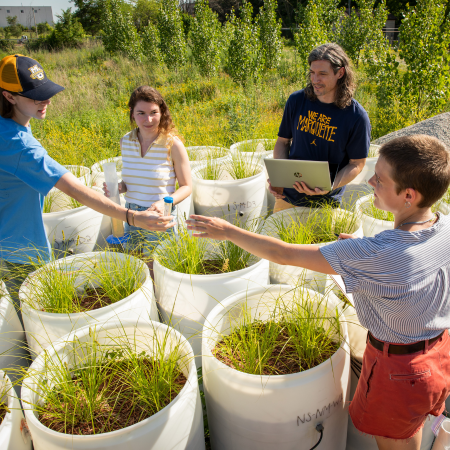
left=0, top=0, right=73, bottom=22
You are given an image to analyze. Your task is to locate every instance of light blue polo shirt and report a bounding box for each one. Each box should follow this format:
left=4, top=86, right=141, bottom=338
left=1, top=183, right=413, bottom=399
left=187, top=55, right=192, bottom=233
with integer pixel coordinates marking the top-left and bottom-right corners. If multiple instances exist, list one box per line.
left=0, top=116, right=68, bottom=264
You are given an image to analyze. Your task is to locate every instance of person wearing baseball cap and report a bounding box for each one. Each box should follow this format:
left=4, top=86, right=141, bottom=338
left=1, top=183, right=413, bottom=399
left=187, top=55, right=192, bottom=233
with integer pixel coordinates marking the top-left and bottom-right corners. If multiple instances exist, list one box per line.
left=0, top=55, right=174, bottom=317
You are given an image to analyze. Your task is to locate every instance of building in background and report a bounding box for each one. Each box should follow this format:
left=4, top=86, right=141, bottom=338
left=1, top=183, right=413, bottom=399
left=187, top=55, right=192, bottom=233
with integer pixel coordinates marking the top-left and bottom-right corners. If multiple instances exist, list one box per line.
left=0, top=6, right=53, bottom=28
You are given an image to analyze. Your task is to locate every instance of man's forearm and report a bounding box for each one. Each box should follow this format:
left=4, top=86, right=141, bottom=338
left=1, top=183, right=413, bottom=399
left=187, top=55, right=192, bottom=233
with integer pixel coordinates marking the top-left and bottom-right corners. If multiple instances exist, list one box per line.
left=334, top=160, right=365, bottom=189
left=273, top=137, right=290, bottom=159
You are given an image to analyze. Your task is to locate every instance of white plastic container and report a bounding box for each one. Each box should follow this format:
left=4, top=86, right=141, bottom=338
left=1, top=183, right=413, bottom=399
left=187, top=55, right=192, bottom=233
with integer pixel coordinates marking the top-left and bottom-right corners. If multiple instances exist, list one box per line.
left=90, top=156, right=122, bottom=188
left=355, top=194, right=394, bottom=237
left=0, top=371, right=32, bottom=450
left=176, top=194, right=195, bottom=222
left=19, top=252, right=157, bottom=357
left=202, top=284, right=350, bottom=450
left=433, top=419, right=450, bottom=450
left=153, top=245, right=269, bottom=366
left=0, top=283, right=29, bottom=391
left=43, top=195, right=105, bottom=255
left=187, top=146, right=230, bottom=171
left=230, top=138, right=276, bottom=155
left=21, top=319, right=205, bottom=450
left=192, top=163, right=266, bottom=224
left=261, top=207, right=363, bottom=289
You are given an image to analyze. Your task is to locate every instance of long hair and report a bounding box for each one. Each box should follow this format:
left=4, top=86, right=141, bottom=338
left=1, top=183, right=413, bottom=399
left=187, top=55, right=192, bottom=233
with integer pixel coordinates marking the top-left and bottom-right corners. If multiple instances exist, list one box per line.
left=304, top=43, right=356, bottom=109
left=0, top=88, right=17, bottom=118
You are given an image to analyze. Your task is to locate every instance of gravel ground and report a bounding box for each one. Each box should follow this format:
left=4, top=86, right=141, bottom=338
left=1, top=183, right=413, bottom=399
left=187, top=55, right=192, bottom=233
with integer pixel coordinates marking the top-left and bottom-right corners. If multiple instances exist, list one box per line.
left=372, top=112, right=450, bottom=148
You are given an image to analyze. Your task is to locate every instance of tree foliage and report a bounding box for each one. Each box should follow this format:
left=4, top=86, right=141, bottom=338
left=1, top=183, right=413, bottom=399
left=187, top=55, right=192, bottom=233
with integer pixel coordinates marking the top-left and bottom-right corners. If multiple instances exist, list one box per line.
left=158, top=0, right=188, bottom=70
left=226, top=2, right=264, bottom=84
left=259, top=0, right=282, bottom=70
left=132, top=0, right=159, bottom=31
left=70, top=0, right=105, bottom=35
left=141, top=22, right=161, bottom=63
left=5, top=16, right=22, bottom=38
left=190, top=0, right=222, bottom=76
left=369, top=0, right=450, bottom=136
left=338, top=0, right=388, bottom=67
left=294, top=0, right=341, bottom=66
left=103, top=0, right=143, bottom=60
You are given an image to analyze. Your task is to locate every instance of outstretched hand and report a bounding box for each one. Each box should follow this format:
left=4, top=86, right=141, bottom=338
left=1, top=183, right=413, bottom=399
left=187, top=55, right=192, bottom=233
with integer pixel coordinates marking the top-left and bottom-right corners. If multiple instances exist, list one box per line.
left=135, top=209, right=175, bottom=232
left=186, top=215, right=233, bottom=240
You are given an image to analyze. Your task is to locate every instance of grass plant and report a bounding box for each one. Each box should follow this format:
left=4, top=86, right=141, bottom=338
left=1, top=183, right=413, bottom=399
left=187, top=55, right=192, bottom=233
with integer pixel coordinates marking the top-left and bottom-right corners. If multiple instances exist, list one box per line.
left=154, top=222, right=256, bottom=275
left=22, top=326, right=187, bottom=435
left=362, top=196, right=395, bottom=221
left=0, top=373, right=11, bottom=425
left=213, top=286, right=342, bottom=375
left=236, top=139, right=276, bottom=153
left=21, top=251, right=145, bottom=314
left=268, top=205, right=359, bottom=245
left=225, top=153, right=262, bottom=180
left=187, top=146, right=228, bottom=161
left=197, top=159, right=225, bottom=181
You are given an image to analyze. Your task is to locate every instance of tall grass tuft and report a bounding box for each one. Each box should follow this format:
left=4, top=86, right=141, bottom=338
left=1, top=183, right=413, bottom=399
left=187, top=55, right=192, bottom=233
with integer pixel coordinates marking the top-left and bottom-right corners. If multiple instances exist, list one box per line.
left=361, top=196, right=395, bottom=221
left=268, top=205, right=359, bottom=245
left=225, top=153, right=262, bottom=180
left=21, top=252, right=145, bottom=314
left=197, top=158, right=224, bottom=181
left=213, top=286, right=342, bottom=375
left=21, top=325, right=188, bottom=435
left=154, top=221, right=256, bottom=275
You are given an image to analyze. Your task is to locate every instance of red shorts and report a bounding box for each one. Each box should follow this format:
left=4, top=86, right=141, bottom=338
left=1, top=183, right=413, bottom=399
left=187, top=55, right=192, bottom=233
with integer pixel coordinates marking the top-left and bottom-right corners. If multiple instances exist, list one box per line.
left=349, top=331, right=450, bottom=440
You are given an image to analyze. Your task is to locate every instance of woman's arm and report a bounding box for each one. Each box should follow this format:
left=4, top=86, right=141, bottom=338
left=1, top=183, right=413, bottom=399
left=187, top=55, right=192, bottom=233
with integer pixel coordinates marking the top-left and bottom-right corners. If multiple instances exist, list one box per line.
left=55, top=173, right=174, bottom=231
left=170, top=137, right=192, bottom=204
left=186, top=215, right=337, bottom=275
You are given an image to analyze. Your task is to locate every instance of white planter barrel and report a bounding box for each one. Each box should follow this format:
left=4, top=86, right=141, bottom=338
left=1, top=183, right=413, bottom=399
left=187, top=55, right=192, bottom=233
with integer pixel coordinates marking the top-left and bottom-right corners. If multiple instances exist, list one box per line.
left=19, top=252, right=157, bottom=357
left=230, top=139, right=276, bottom=155
left=21, top=319, right=205, bottom=450
left=176, top=194, right=195, bottom=223
left=187, top=146, right=230, bottom=171
left=90, top=156, right=122, bottom=188
left=0, top=283, right=29, bottom=392
left=154, top=246, right=269, bottom=366
left=43, top=197, right=105, bottom=255
left=0, top=371, right=32, bottom=450
left=202, top=285, right=350, bottom=450
left=261, top=208, right=363, bottom=289
left=355, top=194, right=394, bottom=237
left=192, top=163, right=266, bottom=224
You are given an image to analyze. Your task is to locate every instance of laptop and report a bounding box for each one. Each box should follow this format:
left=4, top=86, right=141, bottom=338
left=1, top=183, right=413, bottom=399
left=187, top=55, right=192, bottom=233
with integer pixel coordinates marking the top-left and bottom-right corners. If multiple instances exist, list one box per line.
left=264, top=159, right=339, bottom=192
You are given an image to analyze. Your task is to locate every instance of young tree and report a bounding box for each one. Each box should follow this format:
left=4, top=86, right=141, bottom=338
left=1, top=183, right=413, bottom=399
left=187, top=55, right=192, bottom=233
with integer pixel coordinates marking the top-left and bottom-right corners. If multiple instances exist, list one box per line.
left=259, top=0, right=282, bottom=70
left=226, top=2, right=264, bottom=85
left=157, top=0, right=187, bottom=70
left=52, top=8, right=86, bottom=48
left=141, top=22, right=161, bottom=63
left=190, top=0, right=222, bottom=77
left=70, top=0, right=105, bottom=35
left=337, top=0, right=388, bottom=67
left=294, top=0, right=342, bottom=66
left=371, top=0, right=450, bottom=136
left=103, top=0, right=143, bottom=61
left=6, top=16, right=21, bottom=37
left=132, top=0, right=159, bottom=31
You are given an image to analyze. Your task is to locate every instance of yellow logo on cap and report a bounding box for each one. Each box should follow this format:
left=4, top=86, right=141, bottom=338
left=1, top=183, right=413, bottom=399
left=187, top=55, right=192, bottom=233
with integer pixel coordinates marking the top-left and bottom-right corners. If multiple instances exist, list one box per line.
left=28, top=64, right=44, bottom=80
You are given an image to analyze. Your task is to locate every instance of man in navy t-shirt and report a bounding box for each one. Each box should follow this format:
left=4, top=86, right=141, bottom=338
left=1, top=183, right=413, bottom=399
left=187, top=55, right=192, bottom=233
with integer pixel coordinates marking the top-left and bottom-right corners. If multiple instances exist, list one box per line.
left=270, top=43, right=371, bottom=211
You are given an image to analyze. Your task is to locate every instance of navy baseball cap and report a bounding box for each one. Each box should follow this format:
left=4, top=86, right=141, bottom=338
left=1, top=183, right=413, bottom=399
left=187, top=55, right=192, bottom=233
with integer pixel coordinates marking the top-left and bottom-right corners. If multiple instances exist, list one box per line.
left=0, top=54, right=64, bottom=101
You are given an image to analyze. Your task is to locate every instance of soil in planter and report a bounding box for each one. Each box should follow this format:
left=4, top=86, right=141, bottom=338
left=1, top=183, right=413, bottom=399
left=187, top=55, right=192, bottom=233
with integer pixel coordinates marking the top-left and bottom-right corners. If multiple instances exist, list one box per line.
left=213, top=321, right=339, bottom=376
left=75, top=287, right=114, bottom=311
left=39, top=357, right=187, bottom=435
left=0, top=401, right=8, bottom=424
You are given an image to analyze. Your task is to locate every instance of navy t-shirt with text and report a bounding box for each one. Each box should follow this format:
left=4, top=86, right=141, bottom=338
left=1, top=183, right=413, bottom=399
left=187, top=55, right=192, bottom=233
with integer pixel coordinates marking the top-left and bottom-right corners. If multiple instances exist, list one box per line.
left=278, top=89, right=371, bottom=206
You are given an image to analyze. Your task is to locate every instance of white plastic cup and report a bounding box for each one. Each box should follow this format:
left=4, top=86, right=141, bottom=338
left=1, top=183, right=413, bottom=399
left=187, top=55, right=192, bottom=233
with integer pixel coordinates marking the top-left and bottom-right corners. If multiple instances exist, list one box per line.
left=103, top=162, right=124, bottom=237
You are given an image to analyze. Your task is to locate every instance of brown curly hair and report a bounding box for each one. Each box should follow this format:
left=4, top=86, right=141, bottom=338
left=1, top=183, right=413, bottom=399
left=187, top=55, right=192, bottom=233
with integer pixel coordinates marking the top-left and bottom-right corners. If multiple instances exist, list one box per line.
left=304, top=43, right=356, bottom=109
left=128, top=85, right=180, bottom=137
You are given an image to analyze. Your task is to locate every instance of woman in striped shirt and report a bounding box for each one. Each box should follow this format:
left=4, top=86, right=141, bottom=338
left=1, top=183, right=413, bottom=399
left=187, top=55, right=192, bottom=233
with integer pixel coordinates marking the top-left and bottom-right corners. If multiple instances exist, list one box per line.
left=106, top=86, right=191, bottom=251
left=187, top=135, right=450, bottom=450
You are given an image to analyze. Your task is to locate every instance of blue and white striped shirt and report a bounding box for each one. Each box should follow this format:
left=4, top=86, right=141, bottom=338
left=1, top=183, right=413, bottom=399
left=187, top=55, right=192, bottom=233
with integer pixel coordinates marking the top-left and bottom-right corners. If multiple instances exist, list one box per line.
left=321, top=213, right=450, bottom=344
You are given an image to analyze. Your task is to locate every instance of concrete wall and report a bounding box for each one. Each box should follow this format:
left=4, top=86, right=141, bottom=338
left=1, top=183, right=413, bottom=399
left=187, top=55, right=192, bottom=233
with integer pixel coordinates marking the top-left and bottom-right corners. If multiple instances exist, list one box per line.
left=0, top=6, right=53, bottom=29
